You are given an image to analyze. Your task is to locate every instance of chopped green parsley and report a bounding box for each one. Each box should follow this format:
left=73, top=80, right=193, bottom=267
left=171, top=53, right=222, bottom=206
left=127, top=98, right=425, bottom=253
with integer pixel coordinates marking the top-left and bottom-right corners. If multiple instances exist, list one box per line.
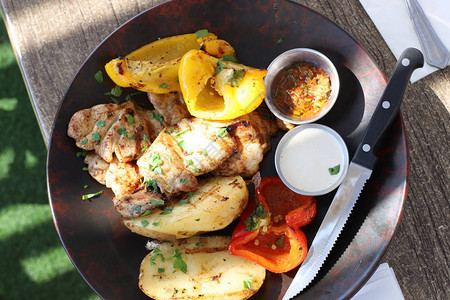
left=125, top=114, right=134, bottom=125
left=244, top=204, right=268, bottom=232
left=275, top=235, right=285, bottom=248
left=150, top=111, right=164, bottom=122
left=228, top=69, right=246, bottom=87
left=140, top=145, right=149, bottom=153
left=105, top=85, right=122, bottom=97
left=188, top=165, right=200, bottom=173
left=141, top=209, right=153, bottom=217
left=328, top=164, right=341, bottom=175
left=150, top=152, right=163, bottom=174
left=76, top=149, right=88, bottom=158
left=94, top=70, right=103, bottom=83
left=195, top=29, right=209, bottom=39
left=150, top=198, right=165, bottom=206
left=217, top=127, right=228, bottom=137
left=160, top=206, right=174, bottom=215
left=143, top=177, right=158, bottom=192
left=92, top=132, right=100, bottom=141
left=243, top=275, right=254, bottom=291
left=82, top=190, right=104, bottom=200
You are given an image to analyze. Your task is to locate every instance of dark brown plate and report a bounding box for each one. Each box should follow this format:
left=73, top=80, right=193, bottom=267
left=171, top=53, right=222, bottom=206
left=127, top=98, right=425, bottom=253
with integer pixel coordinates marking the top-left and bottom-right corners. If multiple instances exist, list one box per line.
left=47, top=0, right=408, bottom=299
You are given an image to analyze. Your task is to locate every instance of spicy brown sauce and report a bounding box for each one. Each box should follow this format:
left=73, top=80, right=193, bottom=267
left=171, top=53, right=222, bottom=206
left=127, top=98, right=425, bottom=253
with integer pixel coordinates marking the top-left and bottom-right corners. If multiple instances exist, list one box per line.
left=272, top=63, right=331, bottom=119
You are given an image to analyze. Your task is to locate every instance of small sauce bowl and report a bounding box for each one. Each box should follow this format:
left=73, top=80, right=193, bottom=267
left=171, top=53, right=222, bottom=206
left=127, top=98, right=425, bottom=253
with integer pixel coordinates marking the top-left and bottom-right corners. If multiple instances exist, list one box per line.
left=264, top=48, right=340, bottom=124
left=275, top=124, right=349, bottom=196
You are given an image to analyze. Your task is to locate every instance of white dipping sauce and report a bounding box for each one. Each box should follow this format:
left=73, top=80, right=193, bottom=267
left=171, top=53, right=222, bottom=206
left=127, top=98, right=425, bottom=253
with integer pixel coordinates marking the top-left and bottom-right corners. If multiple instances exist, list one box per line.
left=276, top=125, right=348, bottom=195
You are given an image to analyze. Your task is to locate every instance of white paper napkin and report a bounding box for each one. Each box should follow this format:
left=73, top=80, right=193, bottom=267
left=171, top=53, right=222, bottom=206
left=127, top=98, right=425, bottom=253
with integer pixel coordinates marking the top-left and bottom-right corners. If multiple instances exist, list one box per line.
left=359, top=0, right=450, bottom=83
left=351, top=263, right=404, bottom=300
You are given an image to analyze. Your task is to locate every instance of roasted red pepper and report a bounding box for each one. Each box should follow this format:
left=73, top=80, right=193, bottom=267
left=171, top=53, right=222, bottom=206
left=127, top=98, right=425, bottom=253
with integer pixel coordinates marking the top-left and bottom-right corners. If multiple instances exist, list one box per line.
left=229, top=176, right=316, bottom=273
left=257, top=176, right=317, bottom=228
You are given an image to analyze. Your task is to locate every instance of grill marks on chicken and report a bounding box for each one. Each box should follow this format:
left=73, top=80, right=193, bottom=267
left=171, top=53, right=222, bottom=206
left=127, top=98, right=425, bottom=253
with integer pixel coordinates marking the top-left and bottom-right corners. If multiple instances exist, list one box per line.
left=70, top=101, right=277, bottom=216
left=137, top=118, right=237, bottom=196
left=137, top=112, right=276, bottom=196
left=104, top=158, right=142, bottom=197
left=83, top=152, right=165, bottom=218
left=214, top=112, right=278, bottom=177
left=137, top=132, right=199, bottom=196
left=68, top=101, right=165, bottom=163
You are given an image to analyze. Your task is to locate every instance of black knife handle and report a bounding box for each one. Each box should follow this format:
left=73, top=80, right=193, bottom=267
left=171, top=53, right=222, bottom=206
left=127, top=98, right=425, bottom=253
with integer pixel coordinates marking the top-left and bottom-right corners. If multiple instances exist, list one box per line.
left=353, top=48, right=424, bottom=170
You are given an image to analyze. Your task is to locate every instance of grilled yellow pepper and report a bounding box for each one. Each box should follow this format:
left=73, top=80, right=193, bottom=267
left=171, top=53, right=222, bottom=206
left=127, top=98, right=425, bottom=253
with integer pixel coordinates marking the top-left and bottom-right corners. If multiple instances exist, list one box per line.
left=105, top=31, right=236, bottom=94
left=178, top=50, right=267, bottom=120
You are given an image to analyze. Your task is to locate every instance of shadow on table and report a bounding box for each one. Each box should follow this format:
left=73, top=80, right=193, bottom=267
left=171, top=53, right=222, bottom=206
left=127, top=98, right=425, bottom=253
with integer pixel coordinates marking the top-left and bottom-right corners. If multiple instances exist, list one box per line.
left=0, top=13, right=98, bottom=300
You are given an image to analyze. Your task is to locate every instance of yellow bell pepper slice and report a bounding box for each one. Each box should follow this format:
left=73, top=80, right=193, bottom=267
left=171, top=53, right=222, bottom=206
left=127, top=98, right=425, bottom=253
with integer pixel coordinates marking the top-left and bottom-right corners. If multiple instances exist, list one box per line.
left=105, top=33, right=202, bottom=93
left=126, top=33, right=200, bottom=62
left=221, top=68, right=267, bottom=116
left=179, top=50, right=267, bottom=120
left=201, top=39, right=236, bottom=58
left=105, top=58, right=181, bottom=93
left=104, top=31, right=237, bottom=94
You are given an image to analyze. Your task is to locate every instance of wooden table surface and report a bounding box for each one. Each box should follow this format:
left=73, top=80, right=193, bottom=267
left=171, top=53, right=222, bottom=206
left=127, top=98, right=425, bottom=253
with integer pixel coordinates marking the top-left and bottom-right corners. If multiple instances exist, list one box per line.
left=1, top=0, right=448, bottom=299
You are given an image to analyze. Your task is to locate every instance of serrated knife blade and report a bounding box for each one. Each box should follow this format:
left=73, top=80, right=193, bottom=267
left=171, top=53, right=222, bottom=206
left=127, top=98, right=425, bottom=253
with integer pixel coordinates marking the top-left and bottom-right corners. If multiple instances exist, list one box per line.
left=282, top=47, right=424, bottom=300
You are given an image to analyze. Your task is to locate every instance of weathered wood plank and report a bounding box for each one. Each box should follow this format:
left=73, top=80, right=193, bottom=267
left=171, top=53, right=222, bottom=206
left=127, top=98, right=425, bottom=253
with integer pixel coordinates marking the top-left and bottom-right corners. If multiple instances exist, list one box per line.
left=0, top=0, right=165, bottom=142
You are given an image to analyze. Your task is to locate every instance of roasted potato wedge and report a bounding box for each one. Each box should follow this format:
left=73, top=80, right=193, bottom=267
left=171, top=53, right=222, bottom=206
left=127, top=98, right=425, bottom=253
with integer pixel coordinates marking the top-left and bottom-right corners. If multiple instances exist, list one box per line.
left=123, top=176, right=248, bottom=240
left=139, top=236, right=266, bottom=300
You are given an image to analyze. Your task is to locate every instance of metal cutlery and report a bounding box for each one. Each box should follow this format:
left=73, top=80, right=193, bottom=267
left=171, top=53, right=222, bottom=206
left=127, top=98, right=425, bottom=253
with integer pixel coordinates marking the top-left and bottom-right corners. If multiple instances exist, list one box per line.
left=405, top=0, right=450, bottom=69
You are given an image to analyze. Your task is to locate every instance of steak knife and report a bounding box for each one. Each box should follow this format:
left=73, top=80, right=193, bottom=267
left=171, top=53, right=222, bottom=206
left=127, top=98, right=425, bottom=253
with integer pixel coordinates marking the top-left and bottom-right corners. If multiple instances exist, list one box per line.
left=282, top=47, right=424, bottom=300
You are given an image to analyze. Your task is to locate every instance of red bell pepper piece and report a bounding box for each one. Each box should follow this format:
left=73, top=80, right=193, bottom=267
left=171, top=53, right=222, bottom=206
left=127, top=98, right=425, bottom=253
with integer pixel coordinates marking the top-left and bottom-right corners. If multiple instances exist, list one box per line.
left=229, top=177, right=317, bottom=273
left=257, top=176, right=317, bottom=227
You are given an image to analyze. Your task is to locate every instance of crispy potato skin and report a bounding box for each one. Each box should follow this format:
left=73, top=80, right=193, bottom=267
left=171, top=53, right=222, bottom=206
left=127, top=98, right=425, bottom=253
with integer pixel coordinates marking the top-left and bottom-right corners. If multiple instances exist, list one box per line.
left=123, top=176, right=248, bottom=240
left=139, top=236, right=266, bottom=300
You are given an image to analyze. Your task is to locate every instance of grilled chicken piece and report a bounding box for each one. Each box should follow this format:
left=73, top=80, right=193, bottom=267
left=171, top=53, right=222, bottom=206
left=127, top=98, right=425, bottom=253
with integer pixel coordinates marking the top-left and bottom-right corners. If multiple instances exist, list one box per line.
left=147, top=92, right=191, bottom=125
left=276, top=118, right=295, bottom=131
left=83, top=152, right=166, bottom=218
left=137, top=132, right=199, bottom=196
left=213, top=112, right=278, bottom=177
left=137, top=113, right=277, bottom=196
left=174, top=117, right=238, bottom=174
left=84, top=152, right=142, bottom=197
left=137, top=118, right=238, bottom=196
left=113, top=186, right=165, bottom=219
left=84, top=152, right=109, bottom=185
left=68, top=101, right=165, bottom=163
left=104, top=158, right=142, bottom=197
